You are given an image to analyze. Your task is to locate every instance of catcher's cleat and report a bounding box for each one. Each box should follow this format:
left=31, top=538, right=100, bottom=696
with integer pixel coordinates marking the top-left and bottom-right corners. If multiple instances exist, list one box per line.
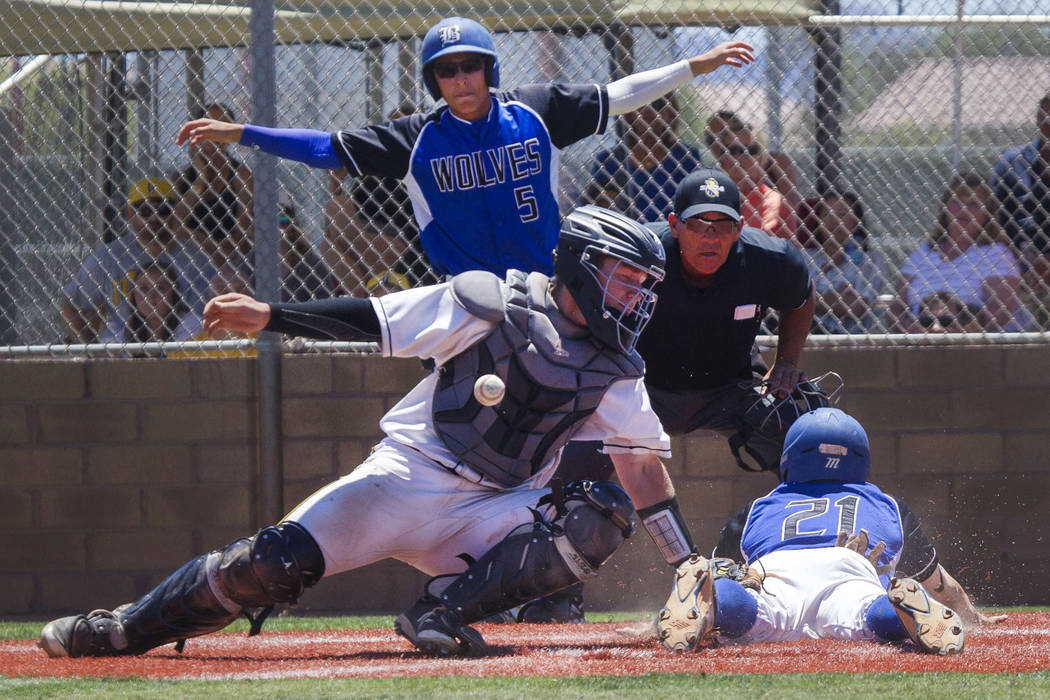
left=887, top=577, right=965, bottom=655
left=395, top=603, right=488, bottom=657
left=517, top=589, right=586, bottom=624
left=656, top=553, right=715, bottom=652
left=39, top=609, right=129, bottom=658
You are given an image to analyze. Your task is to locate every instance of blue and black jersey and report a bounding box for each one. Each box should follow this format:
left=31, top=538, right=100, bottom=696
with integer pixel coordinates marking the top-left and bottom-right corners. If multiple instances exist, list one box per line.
left=714, top=482, right=939, bottom=588
left=331, top=84, right=608, bottom=277
left=637, top=225, right=812, bottom=391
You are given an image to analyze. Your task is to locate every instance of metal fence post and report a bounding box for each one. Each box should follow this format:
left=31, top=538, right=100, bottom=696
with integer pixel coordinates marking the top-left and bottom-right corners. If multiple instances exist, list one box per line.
left=251, top=0, right=283, bottom=528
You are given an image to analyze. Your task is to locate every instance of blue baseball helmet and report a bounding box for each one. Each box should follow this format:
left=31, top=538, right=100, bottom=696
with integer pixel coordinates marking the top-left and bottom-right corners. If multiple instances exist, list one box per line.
left=421, top=17, right=500, bottom=101
left=779, top=407, right=870, bottom=484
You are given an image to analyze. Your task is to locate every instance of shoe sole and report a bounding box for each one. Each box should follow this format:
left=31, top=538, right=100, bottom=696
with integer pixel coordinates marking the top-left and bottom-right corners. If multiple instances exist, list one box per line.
left=888, top=577, right=964, bottom=655
left=656, top=553, right=715, bottom=652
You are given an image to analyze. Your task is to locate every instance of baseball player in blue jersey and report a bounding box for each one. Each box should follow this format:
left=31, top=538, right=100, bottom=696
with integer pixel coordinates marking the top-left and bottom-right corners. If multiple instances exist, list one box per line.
left=656, top=407, right=1005, bottom=656
left=176, top=17, right=753, bottom=278
left=39, top=206, right=704, bottom=659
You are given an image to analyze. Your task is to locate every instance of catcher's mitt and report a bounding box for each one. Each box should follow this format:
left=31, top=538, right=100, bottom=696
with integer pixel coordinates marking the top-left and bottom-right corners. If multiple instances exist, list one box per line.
left=710, top=557, right=764, bottom=591
left=836, top=529, right=891, bottom=575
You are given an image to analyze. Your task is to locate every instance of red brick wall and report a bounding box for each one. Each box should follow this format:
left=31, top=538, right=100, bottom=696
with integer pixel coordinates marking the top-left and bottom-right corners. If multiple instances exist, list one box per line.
left=1, top=345, right=1045, bottom=617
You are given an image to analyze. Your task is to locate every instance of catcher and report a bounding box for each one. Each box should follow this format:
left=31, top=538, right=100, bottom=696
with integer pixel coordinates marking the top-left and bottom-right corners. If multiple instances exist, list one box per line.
left=657, top=407, right=1006, bottom=655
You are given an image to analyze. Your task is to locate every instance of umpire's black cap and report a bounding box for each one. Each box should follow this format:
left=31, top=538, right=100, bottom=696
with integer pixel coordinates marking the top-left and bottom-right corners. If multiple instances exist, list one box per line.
left=673, top=168, right=741, bottom=222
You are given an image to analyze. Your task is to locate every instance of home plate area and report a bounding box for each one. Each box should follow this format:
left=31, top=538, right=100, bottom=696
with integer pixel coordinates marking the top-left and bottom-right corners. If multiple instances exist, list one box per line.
left=3, top=614, right=1048, bottom=679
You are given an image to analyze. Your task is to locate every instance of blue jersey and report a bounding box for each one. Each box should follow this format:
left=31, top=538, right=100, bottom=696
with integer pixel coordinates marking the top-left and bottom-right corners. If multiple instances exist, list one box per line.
left=740, top=482, right=905, bottom=587
left=332, top=83, right=608, bottom=277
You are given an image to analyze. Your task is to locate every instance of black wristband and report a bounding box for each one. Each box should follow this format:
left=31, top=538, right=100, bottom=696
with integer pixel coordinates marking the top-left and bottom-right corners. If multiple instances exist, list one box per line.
left=637, top=497, right=696, bottom=567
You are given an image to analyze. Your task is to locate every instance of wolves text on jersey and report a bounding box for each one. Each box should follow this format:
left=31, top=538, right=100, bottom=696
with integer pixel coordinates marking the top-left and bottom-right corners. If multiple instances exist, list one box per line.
left=430, top=138, right=542, bottom=192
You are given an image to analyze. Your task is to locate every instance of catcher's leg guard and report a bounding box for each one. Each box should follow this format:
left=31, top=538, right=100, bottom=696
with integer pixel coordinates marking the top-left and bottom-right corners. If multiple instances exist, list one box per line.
left=443, top=480, right=633, bottom=621
left=39, top=609, right=130, bottom=658
left=396, top=481, right=633, bottom=655
left=865, top=594, right=909, bottom=641
left=657, top=553, right=715, bottom=652
left=114, top=522, right=324, bottom=654
left=886, top=577, right=964, bottom=655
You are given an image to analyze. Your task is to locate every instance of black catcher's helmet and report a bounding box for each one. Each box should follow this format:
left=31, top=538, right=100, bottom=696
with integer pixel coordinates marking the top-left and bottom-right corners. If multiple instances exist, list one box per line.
left=554, top=205, right=666, bottom=354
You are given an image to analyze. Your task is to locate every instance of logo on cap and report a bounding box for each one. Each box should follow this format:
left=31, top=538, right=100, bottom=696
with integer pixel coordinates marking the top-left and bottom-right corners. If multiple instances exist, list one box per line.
left=439, top=25, right=461, bottom=46
left=701, top=177, right=725, bottom=198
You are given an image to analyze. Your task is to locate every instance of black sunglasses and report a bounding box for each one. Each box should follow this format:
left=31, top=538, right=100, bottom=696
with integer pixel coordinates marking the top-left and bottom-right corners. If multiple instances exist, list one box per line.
left=135, top=202, right=173, bottom=218
left=432, top=57, right=486, bottom=80
left=726, top=144, right=762, bottom=158
left=918, top=313, right=962, bottom=328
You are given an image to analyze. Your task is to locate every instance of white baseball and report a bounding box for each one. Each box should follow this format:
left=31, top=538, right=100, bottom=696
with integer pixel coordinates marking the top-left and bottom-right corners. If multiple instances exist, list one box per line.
left=473, top=374, right=506, bottom=406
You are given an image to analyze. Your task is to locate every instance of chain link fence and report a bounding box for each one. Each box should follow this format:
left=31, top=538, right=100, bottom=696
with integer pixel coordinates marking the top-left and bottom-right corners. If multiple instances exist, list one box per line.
left=1, top=1, right=1049, bottom=356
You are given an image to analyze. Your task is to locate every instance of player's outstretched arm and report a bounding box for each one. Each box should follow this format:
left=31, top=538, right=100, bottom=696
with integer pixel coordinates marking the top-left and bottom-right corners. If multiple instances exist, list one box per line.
left=611, top=453, right=675, bottom=510
left=176, top=118, right=245, bottom=148
left=920, top=564, right=1008, bottom=626
left=685, top=41, right=756, bottom=76
left=203, top=293, right=271, bottom=337
left=613, top=453, right=697, bottom=568
left=606, top=41, right=755, bottom=117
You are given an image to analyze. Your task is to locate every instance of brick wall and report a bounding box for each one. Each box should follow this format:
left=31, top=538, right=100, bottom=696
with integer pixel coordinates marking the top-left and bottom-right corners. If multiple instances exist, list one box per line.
left=1, top=345, right=1046, bottom=618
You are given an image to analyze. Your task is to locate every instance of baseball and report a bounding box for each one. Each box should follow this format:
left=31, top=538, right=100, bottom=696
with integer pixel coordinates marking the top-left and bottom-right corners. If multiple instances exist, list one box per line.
left=473, top=374, right=506, bottom=406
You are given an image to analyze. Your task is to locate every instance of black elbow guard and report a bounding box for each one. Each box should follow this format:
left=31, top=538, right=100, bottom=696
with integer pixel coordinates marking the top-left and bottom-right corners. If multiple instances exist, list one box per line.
left=637, top=497, right=696, bottom=567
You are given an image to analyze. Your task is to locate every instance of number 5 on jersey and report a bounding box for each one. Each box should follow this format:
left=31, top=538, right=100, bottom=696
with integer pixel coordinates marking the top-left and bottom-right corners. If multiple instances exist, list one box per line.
left=515, top=185, right=538, bottom=222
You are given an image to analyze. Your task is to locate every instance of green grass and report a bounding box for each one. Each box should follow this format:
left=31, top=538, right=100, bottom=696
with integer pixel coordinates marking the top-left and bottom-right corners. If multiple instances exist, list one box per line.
left=3, top=611, right=1047, bottom=698
left=3, top=673, right=1050, bottom=699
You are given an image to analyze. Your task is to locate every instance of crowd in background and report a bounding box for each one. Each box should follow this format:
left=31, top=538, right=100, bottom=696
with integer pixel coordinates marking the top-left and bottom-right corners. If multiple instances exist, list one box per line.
left=58, top=90, right=1050, bottom=351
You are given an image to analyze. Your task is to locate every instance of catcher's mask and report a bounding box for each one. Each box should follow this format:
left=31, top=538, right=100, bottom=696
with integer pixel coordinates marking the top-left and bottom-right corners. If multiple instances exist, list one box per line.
left=728, top=371, right=843, bottom=473
left=554, top=205, right=665, bottom=355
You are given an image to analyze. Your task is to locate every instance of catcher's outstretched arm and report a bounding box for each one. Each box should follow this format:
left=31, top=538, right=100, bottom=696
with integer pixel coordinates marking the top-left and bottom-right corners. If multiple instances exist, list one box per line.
left=919, top=565, right=1007, bottom=626
left=203, top=292, right=381, bottom=342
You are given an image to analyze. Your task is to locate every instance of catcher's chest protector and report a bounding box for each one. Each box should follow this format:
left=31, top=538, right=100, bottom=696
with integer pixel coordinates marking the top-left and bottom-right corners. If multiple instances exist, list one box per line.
left=433, top=270, right=644, bottom=487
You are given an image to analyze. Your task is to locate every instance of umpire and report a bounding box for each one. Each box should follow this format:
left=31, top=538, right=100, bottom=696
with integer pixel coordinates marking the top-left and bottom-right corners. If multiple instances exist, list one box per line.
left=563, top=167, right=821, bottom=483
left=637, top=167, right=821, bottom=471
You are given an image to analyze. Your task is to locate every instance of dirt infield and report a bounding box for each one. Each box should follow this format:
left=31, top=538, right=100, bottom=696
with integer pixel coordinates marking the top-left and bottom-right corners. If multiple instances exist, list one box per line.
left=4, top=613, right=1047, bottom=679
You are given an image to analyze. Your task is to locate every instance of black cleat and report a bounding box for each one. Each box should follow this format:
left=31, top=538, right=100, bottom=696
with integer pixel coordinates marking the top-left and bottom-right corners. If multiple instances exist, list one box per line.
left=517, top=590, right=585, bottom=623
left=395, top=603, right=488, bottom=657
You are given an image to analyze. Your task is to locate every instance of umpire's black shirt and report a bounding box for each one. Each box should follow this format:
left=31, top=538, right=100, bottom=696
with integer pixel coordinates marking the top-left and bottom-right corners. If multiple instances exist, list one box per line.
left=638, top=224, right=812, bottom=391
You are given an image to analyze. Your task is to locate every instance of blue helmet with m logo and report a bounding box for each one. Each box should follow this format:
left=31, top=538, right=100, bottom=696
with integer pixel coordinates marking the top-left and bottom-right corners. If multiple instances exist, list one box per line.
left=779, top=407, right=870, bottom=484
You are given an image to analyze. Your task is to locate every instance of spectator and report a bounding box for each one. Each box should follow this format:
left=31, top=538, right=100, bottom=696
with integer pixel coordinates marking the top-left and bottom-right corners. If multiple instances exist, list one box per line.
left=177, top=17, right=753, bottom=279
left=991, top=91, right=1050, bottom=290
left=894, top=172, right=1031, bottom=332
left=174, top=102, right=254, bottom=268
left=702, top=109, right=747, bottom=164
left=122, top=260, right=202, bottom=355
left=714, top=122, right=797, bottom=240
left=912, top=292, right=983, bottom=334
left=228, top=203, right=338, bottom=303
left=60, top=177, right=215, bottom=344
left=324, top=103, right=438, bottom=295
left=365, top=270, right=413, bottom=296
left=583, top=95, right=703, bottom=221
left=767, top=150, right=804, bottom=213
left=807, top=189, right=889, bottom=334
